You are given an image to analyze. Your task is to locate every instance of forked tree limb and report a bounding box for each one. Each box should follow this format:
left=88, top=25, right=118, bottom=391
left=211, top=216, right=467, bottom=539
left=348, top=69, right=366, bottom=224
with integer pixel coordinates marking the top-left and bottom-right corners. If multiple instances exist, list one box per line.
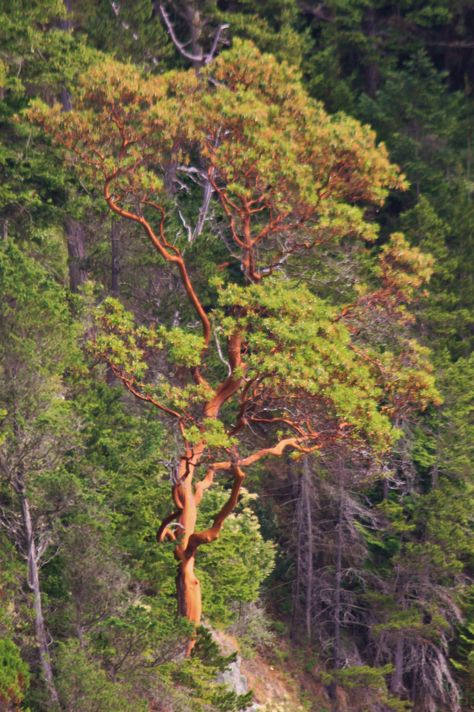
left=186, top=463, right=246, bottom=554
left=104, top=179, right=212, bottom=348
left=211, top=435, right=322, bottom=473
left=158, top=3, right=229, bottom=66
left=194, top=467, right=215, bottom=506
left=156, top=509, right=182, bottom=542
left=108, top=363, right=184, bottom=421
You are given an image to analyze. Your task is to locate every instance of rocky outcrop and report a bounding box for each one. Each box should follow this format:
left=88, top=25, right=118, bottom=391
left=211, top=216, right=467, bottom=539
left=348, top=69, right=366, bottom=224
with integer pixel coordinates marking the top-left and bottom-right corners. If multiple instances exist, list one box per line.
left=216, top=655, right=261, bottom=709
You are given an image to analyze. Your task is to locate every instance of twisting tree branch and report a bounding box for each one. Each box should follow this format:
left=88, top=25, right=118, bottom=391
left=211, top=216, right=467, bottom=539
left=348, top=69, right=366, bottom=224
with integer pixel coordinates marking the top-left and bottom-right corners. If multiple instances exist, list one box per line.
left=104, top=176, right=212, bottom=349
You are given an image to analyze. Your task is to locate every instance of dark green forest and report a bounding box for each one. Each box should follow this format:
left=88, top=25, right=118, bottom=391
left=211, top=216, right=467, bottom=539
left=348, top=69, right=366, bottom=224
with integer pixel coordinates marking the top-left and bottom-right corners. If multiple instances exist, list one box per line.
left=0, top=1, right=473, bottom=710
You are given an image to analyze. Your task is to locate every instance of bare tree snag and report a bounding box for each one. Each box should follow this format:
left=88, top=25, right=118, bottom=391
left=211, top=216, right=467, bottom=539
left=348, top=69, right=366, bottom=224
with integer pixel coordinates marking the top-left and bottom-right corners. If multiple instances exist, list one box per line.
left=390, top=635, right=405, bottom=696
left=291, top=457, right=315, bottom=642
left=158, top=2, right=229, bottom=67
left=65, top=217, right=88, bottom=292
left=19, top=491, right=60, bottom=708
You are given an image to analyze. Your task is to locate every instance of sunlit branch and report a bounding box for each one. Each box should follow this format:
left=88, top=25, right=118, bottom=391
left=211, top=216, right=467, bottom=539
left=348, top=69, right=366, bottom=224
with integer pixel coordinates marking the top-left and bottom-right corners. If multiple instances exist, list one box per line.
left=104, top=178, right=212, bottom=348
left=108, top=363, right=183, bottom=421
left=194, top=467, right=215, bottom=506
left=156, top=509, right=182, bottom=542
left=212, top=435, right=322, bottom=473
left=187, top=463, right=245, bottom=554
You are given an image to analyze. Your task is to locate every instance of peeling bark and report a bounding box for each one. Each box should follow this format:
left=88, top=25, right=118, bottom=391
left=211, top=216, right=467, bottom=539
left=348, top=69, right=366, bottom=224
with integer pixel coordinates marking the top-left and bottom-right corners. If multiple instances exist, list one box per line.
left=158, top=448, right=246, bottom=652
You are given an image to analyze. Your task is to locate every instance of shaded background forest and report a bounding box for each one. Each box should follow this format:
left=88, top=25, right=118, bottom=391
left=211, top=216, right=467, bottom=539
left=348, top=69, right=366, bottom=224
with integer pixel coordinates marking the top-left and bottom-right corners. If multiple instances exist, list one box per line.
left=0, top=1, right=473, bottom=710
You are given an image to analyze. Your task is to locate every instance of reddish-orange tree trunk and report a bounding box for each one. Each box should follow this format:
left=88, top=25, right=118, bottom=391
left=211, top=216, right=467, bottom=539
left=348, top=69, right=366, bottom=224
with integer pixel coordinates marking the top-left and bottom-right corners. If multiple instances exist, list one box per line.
left=158, top=444, right=246, bottom=651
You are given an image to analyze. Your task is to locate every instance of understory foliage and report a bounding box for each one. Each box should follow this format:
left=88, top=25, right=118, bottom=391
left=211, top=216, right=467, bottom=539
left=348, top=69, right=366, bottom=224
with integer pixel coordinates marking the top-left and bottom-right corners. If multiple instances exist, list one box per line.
left=0, top=1, right=473, bottom=711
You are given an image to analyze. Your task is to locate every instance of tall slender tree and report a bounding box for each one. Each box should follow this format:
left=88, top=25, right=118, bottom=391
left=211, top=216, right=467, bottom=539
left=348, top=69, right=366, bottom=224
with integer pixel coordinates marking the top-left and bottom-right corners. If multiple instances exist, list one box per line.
left=0, top=241, right=78, bottom=707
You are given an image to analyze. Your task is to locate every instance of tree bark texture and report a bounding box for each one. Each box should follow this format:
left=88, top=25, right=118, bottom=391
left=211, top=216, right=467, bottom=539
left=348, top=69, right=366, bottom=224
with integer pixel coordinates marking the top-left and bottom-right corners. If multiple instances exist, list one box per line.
left=157, top=446, right=246, bottom=651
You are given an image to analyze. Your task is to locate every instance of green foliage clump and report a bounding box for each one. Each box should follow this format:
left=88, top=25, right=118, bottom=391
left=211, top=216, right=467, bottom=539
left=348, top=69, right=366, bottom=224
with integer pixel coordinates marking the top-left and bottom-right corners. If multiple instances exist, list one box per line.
left=216, top=276, right=397, bottom=449
left=197, top=488, right=275, bottom=625
left=55, top=639, right=147, bottom=712
left=0, top=639, right=29, bottom=710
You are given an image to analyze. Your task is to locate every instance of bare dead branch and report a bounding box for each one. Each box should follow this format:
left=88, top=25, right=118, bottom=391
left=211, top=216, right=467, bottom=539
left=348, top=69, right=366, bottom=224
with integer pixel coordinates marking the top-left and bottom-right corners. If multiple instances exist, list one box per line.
left=158, top=3, right=229, bottom=65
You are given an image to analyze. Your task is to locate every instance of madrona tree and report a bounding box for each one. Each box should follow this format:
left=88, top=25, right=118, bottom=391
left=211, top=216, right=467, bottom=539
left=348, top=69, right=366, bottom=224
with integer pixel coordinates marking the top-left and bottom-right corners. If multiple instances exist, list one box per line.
left=30, top=40, right=437, bottom=648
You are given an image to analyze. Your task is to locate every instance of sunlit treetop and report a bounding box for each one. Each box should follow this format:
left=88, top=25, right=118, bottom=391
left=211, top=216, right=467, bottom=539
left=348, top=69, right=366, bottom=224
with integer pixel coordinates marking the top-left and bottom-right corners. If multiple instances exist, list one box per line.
left=27, top=40, right=434, bottom=455
left=27, top=39, right=436, bottom=457
left=29, top=40, right=406, bottom=283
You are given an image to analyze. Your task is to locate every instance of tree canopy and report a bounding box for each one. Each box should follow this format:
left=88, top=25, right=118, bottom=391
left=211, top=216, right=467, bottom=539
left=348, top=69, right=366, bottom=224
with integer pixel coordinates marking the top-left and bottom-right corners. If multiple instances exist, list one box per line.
left=0, top=2, right=473, bottom=711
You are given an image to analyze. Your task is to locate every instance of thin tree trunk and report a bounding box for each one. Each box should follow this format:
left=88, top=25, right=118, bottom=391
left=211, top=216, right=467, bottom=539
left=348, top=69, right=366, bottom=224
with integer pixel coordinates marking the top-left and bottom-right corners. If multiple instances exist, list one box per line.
left=333, top=480, right=343, bottom=670
left=174, top=459, right=203, bottom=636
left=183, top=2, right=203, bottom=69
left=329, top=480, right=344, bottom=712
left=303, top=457, right=314, bottom=640
left=65, top=217, right=87, bottom=292
left=363, top=8, right=379, bottom=97
left=162, top=448, right=245, bottom=653
left=391, top=566, right=405, bottom=696
left=291, top=457, right=314, bottom=642
left=20, top=492, right=60, bottom=708
left=391, top=635, right=404, bottom=695
left=290, top=461, right=302, bottom=642
left=110, top=218, right=120, bottom=296
left=61, top=1, right=88, bottom=294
